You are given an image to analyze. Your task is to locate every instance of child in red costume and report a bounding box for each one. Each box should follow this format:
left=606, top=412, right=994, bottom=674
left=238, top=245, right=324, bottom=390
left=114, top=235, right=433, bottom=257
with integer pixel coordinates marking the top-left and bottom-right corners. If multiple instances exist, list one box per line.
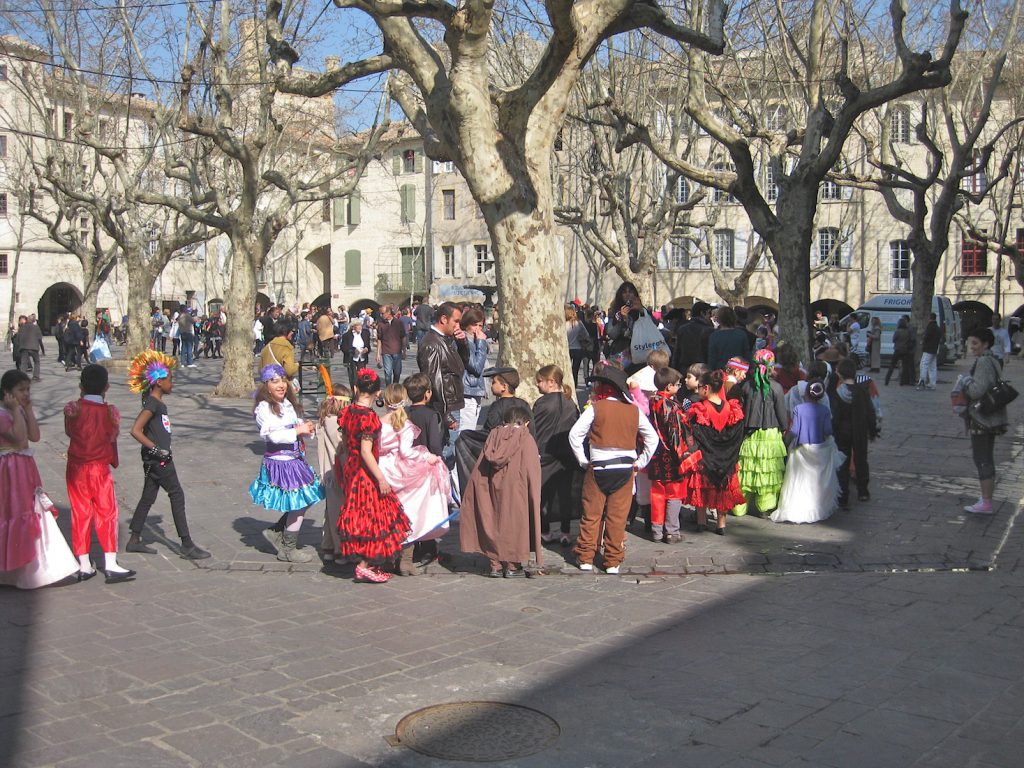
left=63, top=364, right=135, bottom=583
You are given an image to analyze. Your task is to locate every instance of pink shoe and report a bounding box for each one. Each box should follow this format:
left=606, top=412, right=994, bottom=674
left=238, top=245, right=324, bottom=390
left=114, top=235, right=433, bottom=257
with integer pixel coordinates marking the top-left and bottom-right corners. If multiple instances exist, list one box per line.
left=355, top=564, right=391, bottom=583
left=963, top=500, right=994, bottom=515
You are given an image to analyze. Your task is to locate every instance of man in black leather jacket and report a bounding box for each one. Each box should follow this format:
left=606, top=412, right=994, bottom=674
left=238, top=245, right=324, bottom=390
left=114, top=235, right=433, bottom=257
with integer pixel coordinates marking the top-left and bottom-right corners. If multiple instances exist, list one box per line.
left=671, top=301, right=714, bottom=372
left=417, top=302, right=469, bottom=440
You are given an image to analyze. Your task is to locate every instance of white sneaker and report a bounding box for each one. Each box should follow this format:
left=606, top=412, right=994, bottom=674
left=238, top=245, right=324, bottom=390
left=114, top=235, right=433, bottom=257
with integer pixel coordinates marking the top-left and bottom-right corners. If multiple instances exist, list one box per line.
left=187, top=364, right=198, bottom=368
left=578, top=562, right=594, bottom=571
left=964, top=500, right=994, bottom=515
left=605, top=565, right=620, bottom=575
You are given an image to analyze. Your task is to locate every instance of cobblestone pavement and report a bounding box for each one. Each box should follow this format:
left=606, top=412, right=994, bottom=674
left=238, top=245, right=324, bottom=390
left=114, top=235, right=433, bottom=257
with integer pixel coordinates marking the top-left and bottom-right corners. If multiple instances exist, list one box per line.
left=2, top=350, right=1023, bottom=767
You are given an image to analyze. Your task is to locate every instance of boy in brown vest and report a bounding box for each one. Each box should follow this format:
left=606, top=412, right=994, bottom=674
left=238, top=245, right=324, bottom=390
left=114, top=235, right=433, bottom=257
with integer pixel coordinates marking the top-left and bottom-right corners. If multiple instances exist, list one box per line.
left=568, top=365, right=659, bottom=574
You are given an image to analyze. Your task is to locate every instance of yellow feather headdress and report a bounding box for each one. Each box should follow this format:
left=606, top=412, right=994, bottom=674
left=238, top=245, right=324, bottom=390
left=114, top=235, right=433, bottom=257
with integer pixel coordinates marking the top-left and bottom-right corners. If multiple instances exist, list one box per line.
left=127, top=350, right=178, bottom=393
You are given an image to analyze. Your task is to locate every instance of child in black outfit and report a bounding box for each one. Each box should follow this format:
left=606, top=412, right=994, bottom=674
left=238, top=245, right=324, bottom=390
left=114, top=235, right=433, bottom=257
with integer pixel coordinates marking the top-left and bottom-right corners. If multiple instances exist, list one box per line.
left=828, top=358, right=878, bottom=507
left=126, top=351, right=210, bottom=559
left=404, top=373, right=443, bottom=457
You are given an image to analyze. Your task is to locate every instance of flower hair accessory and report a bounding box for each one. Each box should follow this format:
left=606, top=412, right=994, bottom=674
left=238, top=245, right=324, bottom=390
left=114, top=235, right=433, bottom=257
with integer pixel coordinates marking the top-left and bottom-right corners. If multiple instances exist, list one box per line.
left=386, top=399, right=409, bottom=411
left=260, top=364, right=288, bottom=382
left=754, top=348, right=775, bottom=365
left=355, top=367, right=378, bottom=382
left=127, top=350, right=177, bottom=393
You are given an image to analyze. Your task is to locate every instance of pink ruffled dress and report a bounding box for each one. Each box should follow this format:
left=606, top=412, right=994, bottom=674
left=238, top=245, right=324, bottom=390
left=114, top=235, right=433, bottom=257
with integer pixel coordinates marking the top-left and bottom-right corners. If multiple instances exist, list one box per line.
left=378, top=420, right=451, bottom=543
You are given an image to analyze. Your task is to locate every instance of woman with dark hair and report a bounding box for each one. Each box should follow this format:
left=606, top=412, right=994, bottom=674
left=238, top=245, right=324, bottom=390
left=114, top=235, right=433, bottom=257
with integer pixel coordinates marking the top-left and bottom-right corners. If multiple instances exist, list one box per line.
left=459, top=306, right=489, bottom=431
left=960, top=328, right=1009, bottom=515
left=603, top=281, right=642, bottom=370
left=885, top=316, right=916, bottom=386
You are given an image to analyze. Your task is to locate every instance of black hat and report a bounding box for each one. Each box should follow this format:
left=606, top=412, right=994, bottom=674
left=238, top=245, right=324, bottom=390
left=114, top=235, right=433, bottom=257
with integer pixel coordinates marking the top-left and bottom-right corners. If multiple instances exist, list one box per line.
left=586, top=365, right=632, bottom=402
left=483, top=366, right=520, bottom=391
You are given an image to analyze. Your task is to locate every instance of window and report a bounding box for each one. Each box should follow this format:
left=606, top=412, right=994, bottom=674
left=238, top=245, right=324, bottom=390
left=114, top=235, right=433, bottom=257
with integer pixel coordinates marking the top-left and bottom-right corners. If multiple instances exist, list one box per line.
left=713, top=229, right=734, bottom=269
left=0, top=64, right=7, bottom=81
left=147, top=238, right=158, bottom=257
left=1016, top=227, right=1024, bottom=256
left=442, top=189, right=455, bottom=220
left=766, top=104, right=788, bottom=132
left=821, top=179, right=841, bottom=200
left=554, top=129, right=564, bottom=152
left=0, top=135, right=6, bottom=158
left=344, top=249, right=361, bottom=285
left=443, top=245, right=455, bottom=276
left=891, top=106, right=910, bottom=144
left=818, top=227, right=840, bottom=266
left=79, top=216, right=88, bottom=242
left=765, top=164, right=778, bottom=202
left=63, top=111, right=73, bottom=137
left=712, top=163, right=736, bottom=203
left=402, top=148, right=416, bottom=174
left=433, top=160, right=455, bottom=173
left=963, top=150, right=988, bottom=195
left=321, top=198, right=331, bottom=223
left=475, top=244, right=494, bottom=274
left=961, top=234, right=987, bottom=275
left=400, top=246, right=425, bottom=290
left=890, top=240, right=911, bottom=292
left=668, top=237, right=689, bottom=269
left=0, top=253, right=7, bottom=276
left=676, top=176, right=689, bottom=204
left=0, top=193, right=7, bottom=216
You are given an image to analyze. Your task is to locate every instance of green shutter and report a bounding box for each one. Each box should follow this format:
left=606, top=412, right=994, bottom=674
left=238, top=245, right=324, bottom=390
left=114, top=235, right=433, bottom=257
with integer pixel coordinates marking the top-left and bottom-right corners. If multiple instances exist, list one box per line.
left=345, top=249, right=361, bottom=285
left=414, top=150, right=423, bottom=173
left=401, top=184, right=416, bottom=223
left=392, top=153, right=401, bottom=175
left=332, top=198, right=345, bottom=228
left=348, top=190, right=361, bottom=225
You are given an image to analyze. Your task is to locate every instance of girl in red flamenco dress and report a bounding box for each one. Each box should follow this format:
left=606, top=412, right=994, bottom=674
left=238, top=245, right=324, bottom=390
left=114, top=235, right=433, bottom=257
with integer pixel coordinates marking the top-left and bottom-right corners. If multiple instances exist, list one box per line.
left=684, top=369, right=746, bottom=535
left=336, top=368, right=411, bottom=583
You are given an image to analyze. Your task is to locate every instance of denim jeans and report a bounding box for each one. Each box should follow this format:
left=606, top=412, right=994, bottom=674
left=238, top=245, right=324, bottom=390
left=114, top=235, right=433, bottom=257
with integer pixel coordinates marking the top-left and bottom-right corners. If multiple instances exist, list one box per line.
left=381, top=353, right=403, bottom=386
left=180, top=334, right=195, bottom=365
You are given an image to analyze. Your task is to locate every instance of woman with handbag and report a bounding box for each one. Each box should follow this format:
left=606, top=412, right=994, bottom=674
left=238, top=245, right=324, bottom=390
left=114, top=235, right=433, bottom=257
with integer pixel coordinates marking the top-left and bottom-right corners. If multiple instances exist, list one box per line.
left=960, top=328, right=1009, bottom=515
left=603, top=282, right=642, bottom=373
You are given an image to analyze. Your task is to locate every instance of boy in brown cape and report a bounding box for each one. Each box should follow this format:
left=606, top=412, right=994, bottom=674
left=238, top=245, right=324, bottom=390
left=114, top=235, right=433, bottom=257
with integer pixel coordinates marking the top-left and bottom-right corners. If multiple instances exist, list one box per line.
left=459, top=405, right=543, bottom=578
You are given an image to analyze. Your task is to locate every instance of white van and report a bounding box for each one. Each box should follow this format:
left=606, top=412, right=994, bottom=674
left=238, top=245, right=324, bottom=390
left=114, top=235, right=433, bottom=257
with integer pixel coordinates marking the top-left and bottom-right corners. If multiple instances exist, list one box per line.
left=843, top=294, right=962, bottom=364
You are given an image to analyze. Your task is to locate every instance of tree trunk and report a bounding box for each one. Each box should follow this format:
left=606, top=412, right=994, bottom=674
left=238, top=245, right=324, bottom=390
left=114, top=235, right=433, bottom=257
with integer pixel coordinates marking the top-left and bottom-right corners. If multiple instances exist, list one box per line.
left=770, top=225, right=814, bottom=360
left=910, top=248, right=940, bottom=365
left=214, top=236, right=258, bottom=397
left=486, top=209, right=572, bottom=404
left=125, top=256, right=158, bottom=360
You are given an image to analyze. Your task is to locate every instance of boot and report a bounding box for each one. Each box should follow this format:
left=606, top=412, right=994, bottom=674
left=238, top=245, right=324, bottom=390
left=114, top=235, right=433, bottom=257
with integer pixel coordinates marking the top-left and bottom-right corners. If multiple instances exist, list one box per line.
left=397, top=545, right=417, bottom=576
left=262, top=527, right=283, bottom=553
left=125, top=533, right=157, bottom=554
left=278, top=531, right=312, bottom=563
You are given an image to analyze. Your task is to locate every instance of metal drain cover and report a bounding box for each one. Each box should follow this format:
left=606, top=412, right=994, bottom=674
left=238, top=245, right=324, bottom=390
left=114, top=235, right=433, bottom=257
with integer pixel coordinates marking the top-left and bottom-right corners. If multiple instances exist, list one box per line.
left=393, top=701, right=560, bottom=761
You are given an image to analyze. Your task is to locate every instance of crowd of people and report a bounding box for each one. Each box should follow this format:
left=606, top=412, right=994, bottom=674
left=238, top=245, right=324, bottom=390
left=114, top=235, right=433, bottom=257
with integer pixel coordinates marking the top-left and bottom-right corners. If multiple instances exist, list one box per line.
left=0, top=283, right=1013, bottom=588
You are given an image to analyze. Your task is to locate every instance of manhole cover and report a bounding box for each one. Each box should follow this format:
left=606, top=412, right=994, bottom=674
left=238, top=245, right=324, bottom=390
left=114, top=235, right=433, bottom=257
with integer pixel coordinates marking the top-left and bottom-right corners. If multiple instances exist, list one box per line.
left=394, top=701, right=560, bottom=761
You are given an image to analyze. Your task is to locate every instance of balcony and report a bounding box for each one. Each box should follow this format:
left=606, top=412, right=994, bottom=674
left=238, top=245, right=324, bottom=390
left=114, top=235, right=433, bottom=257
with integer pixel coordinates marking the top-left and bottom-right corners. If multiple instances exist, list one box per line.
left=375, top=269, right=428, bottom=295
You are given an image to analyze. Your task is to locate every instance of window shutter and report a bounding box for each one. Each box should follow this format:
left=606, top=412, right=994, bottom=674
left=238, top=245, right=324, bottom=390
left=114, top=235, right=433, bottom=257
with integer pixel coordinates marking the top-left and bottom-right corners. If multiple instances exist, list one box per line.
left=392, top=153, right=401, bottom=175
left=400, top=184, right=416, bottom=222
left=734, top=229, right=748, bottom=269
left=332, top=198, right=345, bottom=228
left=841, top=229, right=854, bottom=269
left=348, top=190, right=361, bottom=225
left=344, top=249, right=361, bottom=286
left=414, top=150, right=423, bottom=173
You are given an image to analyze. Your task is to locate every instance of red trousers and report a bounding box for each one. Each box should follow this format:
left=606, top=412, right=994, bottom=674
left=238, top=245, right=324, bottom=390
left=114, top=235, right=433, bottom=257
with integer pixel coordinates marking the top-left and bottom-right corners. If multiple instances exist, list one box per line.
left=649, top=479, right=688, bottom=525
left=66, top=462, right=119, bottom=556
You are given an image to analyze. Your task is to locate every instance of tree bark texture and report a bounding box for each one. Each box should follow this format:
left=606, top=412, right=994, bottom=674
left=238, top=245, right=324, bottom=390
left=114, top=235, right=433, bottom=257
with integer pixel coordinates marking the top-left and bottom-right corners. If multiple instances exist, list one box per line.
left=214, top=236, right=260, bottom=398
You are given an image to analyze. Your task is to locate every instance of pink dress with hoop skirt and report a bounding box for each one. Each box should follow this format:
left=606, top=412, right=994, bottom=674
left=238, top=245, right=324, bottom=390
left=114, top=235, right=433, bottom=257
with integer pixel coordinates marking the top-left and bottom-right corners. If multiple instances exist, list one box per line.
left=378, top=420, right=451, bottom=542
left=0, top=406, right=77, bottom=588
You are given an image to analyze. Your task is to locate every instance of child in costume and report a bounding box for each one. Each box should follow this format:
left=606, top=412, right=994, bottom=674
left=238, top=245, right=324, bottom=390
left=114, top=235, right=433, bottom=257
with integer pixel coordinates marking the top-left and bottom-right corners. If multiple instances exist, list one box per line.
left=378, top=383, right=452, bottom=576
left=626, top=350, right=668, bottom=535
left=828, top=358, right=879, bottom=507
left=648, top=367, right=701, bottom=543
left=684, top=369, right=746, bottom=535
left=336, top=367, right=411, bottom=583
left=404, top=373, right=443, bottom=457
left=724, top=357, right=748, bottom=395
left=249, top=363, right=324, bottom=563
left=0, top=370, right=77, bottom=588
left=126, top=351, right=210, bottom=561
left=315, top=366, right=350, bottom=561
left=460, top=405, right=543, bottom=578
left=533, top=365, right=580, bottom=547
left=729, top=348, right=788, bottom=516
left=65, top=364, right=135, bottom=582
left=773, top=380, right=843, bottom=523
left=679, top=362, right=708, bottom=411
left=569, top=365, right=659, bottom=574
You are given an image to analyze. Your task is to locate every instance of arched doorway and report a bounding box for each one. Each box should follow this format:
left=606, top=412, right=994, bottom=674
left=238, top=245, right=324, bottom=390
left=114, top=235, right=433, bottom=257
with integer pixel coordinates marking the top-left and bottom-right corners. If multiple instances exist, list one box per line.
left=305, top=246, right=331, bottom=307
left=37, top=283, right=83, bottom=333
left=310, top=293, right=331, bottom=312
left=255, top=292, right=272, bottom=313
left=348, top=298, right=380, bottom=317
left=810, top=299, right=854, bottom=322
left=207, top=298, right=224, bottom=315
left=953, top=300, right=992, bottom=337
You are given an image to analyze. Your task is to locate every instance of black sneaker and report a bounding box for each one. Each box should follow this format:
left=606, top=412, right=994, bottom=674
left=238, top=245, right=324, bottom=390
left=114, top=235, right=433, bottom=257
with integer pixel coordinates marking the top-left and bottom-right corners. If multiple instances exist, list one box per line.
left=125, top=539, right=157, bottom=554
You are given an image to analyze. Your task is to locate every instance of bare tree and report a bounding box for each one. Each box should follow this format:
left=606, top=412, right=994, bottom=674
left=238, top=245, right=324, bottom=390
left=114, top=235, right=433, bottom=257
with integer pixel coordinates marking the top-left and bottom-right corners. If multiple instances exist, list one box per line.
left=270, top=1, right=727, bottom=389
left=613, top=0, right=967, bottom=356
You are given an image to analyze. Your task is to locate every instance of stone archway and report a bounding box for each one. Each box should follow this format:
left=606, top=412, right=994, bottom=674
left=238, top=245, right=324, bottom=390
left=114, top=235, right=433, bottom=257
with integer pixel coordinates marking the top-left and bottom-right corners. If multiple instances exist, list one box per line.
left=304, top=246, right=331, bottom=306
left=255, top=293, right=272, bottom=313
left=37, top=282, right=83, bottom=333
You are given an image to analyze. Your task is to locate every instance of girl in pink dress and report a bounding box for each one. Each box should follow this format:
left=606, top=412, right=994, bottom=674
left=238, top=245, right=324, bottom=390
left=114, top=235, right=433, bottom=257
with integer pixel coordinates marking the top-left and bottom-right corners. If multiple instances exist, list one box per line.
left=379, top=383, right=452, bottom=576
left=0, top=370, right=78, bottom=588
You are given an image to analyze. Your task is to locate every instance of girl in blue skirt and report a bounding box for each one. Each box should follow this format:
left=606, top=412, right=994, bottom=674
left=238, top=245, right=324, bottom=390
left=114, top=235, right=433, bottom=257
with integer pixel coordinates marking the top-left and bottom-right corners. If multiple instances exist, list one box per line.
left=249, top=364, right=324, bottom=562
